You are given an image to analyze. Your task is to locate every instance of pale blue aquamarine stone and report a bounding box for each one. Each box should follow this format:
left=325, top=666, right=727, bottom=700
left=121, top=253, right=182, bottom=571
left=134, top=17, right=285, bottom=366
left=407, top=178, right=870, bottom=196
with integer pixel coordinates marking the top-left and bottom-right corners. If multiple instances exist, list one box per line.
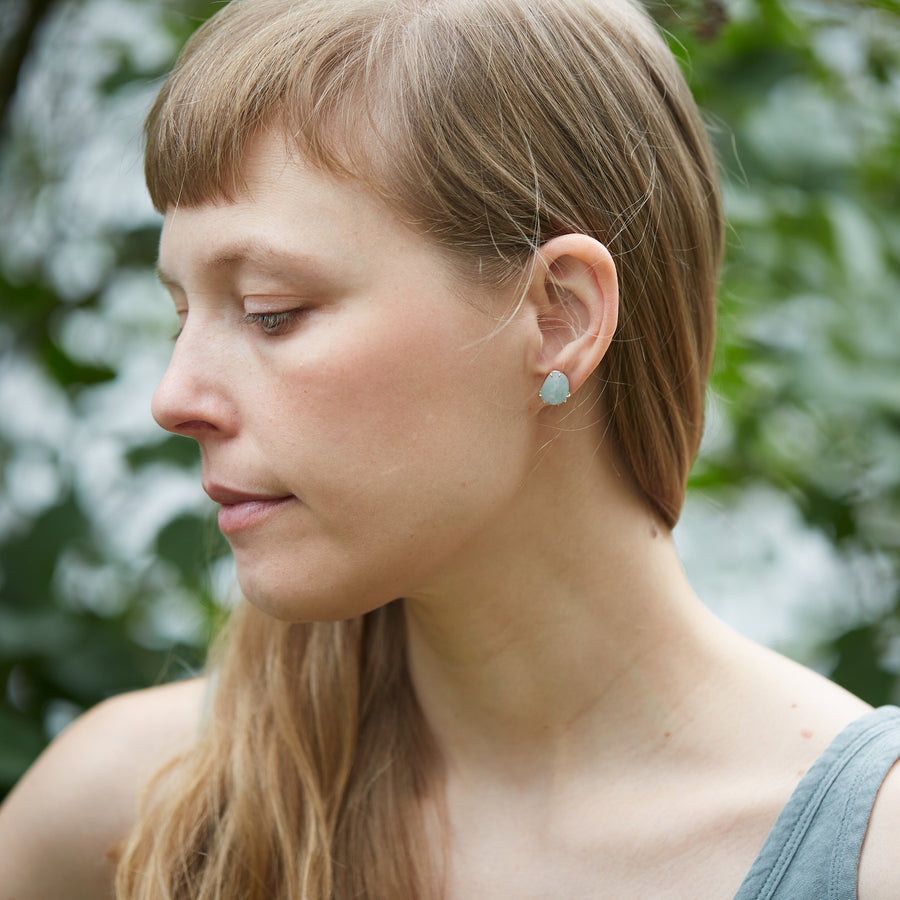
left=540, top=370, right=570, bottom=405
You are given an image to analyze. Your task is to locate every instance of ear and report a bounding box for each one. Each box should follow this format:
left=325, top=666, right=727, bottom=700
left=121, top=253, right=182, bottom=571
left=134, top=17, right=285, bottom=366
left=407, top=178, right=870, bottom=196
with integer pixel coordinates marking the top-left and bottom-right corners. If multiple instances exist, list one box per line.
left=528, top=233, right=618, bottom=400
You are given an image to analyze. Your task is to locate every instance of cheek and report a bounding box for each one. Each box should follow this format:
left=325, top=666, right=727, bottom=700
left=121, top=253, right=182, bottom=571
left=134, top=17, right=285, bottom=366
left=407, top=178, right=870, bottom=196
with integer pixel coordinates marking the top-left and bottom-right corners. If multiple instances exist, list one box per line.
left=230, top=314, right=534, bottom=616
left=273, top=302, right=521, bottom=447
left=267, top=306, right=532, bottom=515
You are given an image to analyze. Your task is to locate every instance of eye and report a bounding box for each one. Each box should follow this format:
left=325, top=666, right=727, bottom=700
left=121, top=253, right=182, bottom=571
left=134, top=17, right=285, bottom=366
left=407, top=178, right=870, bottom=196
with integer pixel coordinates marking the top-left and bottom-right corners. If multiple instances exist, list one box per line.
left=242, top=309, right=304, bottom=336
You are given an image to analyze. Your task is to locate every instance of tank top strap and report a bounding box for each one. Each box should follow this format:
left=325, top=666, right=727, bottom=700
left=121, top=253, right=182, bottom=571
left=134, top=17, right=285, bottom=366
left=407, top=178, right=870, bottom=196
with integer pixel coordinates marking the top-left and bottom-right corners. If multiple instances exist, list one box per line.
left=734, top=705, right=900, bottom=900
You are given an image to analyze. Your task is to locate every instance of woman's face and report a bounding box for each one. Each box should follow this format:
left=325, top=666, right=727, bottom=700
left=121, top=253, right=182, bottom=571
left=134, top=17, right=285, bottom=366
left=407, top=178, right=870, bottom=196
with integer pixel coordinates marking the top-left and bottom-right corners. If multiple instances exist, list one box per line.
left=152, top=131, right=537, bottom=620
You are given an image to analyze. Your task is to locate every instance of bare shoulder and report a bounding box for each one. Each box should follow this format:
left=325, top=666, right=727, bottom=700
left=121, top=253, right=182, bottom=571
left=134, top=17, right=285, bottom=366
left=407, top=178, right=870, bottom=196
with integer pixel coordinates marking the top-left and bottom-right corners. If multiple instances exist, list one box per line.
left=0, top=677, right=207, bottom=900
left=724, top=635, right=900, bottom=899
left=725, top=632, right=872, bottom=750
left=858, top=756, right=900, bottom=900
left=757, top=653, right=900, bottom=899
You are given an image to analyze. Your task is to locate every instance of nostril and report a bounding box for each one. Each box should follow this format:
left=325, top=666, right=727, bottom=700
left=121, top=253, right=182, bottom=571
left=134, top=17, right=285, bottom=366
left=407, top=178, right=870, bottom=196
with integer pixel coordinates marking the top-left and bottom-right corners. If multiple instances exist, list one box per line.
left=172, top=419, right=218, bottom=435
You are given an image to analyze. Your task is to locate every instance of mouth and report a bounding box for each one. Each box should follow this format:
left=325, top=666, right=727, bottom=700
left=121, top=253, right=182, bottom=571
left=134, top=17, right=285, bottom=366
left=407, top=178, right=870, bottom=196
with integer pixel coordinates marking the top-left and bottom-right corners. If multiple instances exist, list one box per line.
left=204, top=483, right=295, bottom=534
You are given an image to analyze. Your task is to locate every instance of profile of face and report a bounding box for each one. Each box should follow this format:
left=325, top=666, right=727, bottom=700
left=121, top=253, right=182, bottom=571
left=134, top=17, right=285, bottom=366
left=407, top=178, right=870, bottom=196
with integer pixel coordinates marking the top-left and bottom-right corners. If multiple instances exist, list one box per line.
left=151, top=130, right=544, bottom=621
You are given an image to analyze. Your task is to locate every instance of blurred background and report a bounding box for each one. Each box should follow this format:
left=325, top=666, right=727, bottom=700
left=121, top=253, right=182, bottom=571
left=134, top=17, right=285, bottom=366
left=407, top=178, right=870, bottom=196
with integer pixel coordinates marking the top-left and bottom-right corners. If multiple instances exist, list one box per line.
left=0, top=0, right=898, bottom=801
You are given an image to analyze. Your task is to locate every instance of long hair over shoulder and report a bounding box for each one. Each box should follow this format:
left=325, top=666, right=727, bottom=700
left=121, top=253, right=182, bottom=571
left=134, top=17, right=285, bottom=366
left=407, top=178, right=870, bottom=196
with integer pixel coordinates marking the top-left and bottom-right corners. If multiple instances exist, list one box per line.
left=116, top=1, right=723, bottom=896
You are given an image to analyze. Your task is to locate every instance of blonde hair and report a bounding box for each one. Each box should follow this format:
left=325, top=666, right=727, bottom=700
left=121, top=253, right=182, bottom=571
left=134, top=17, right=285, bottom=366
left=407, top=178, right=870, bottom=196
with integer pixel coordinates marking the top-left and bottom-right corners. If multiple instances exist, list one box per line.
left=118, top=0, right=723, bottom=896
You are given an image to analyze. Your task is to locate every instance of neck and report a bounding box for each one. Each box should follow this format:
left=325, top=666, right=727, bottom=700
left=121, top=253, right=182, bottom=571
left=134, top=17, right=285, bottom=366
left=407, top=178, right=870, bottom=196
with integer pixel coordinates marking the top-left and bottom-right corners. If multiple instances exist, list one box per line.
left=402, top=434, right=730, bottom=786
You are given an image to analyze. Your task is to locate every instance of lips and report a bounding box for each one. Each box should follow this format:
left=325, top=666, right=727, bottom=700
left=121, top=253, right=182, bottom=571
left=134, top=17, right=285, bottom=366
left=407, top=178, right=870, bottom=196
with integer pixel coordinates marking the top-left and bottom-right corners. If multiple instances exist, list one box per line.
left=204, top=483, right=295, bottom=534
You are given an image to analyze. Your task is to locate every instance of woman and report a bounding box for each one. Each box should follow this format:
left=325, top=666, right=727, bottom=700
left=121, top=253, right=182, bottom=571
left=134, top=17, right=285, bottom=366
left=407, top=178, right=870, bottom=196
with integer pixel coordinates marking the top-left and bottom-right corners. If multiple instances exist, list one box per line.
left=1, top=0, right=898, bottom=897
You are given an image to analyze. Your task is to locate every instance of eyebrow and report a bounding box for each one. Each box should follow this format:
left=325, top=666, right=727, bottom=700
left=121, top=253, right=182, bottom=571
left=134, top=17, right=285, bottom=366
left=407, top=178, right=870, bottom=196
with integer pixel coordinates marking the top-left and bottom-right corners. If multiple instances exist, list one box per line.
left=155, top=240, right=334, bottom=291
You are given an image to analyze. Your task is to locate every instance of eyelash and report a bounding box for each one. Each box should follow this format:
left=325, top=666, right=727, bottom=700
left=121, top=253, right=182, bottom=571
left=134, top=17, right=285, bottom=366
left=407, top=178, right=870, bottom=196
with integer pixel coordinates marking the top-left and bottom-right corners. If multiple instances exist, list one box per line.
left=170, top=308, right=305, bottom=341
left=242, top=309, right=304, bottom=335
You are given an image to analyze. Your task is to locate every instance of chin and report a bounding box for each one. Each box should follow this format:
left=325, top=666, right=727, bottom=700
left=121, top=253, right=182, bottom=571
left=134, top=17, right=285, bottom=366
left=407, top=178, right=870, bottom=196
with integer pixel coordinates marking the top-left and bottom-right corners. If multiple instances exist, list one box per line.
left=236, top=567, right=398, bottom=624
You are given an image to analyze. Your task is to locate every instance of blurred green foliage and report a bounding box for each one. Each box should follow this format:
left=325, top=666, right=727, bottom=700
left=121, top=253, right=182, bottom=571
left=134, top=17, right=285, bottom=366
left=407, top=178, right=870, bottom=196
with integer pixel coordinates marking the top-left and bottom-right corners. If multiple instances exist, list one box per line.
left=659, top=0, right=900, bottom=690
left=0, top=0, right=898, bottom=801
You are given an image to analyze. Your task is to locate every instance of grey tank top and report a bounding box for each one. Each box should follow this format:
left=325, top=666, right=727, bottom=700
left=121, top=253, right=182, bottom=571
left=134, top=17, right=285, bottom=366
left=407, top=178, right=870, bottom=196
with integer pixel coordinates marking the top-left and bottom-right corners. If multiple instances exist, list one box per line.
left=733, top=705, right=900, bottom=900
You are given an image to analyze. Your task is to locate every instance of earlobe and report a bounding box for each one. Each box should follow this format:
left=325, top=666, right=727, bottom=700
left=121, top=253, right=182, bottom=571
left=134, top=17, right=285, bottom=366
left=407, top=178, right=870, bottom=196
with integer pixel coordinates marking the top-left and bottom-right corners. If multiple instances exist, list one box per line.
left=530, top=234, right=619, bottom=402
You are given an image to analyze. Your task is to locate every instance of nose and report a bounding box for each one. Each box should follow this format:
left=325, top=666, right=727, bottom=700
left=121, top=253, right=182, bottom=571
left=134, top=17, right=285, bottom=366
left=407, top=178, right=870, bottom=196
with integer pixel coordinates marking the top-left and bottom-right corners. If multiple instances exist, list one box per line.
left=151, top=325, right=237, bottom=439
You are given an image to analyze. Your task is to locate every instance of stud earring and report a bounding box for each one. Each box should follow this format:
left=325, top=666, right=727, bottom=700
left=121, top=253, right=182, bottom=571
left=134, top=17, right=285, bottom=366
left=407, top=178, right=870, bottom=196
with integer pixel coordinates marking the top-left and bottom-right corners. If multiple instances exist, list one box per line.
left=539, top=370, right=570, bottom=405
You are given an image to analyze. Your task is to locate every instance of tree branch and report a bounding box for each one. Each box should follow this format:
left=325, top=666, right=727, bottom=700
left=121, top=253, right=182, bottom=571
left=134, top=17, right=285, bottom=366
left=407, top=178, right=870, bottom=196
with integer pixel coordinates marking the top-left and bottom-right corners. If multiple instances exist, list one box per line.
left=0, top=0, right=59, bottom=136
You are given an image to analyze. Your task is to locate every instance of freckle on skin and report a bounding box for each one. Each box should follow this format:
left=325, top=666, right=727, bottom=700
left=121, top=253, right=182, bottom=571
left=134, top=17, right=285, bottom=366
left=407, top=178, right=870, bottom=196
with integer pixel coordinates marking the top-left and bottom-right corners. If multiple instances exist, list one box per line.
left=663, top=732, right=671, bottom=739
left=801, top=729, right=813, bottom=739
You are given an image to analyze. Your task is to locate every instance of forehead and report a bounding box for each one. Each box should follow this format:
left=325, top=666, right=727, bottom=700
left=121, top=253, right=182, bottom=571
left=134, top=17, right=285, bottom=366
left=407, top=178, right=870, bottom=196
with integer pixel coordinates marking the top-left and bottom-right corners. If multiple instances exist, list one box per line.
left=156, top=129, right=429, bottom=286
